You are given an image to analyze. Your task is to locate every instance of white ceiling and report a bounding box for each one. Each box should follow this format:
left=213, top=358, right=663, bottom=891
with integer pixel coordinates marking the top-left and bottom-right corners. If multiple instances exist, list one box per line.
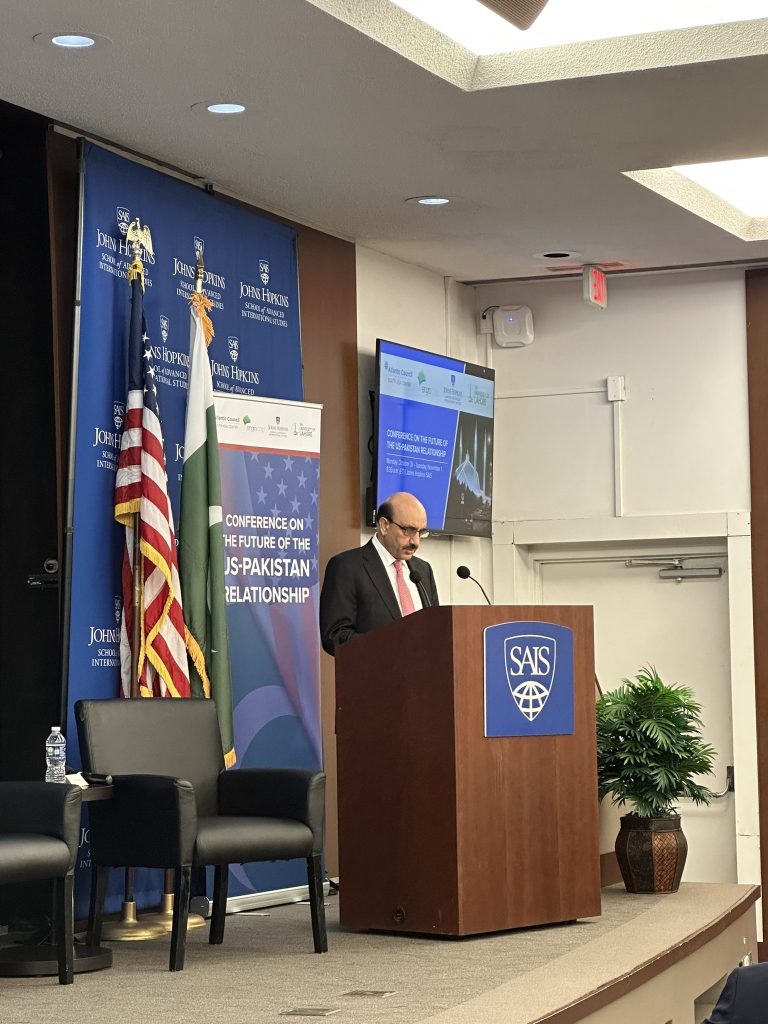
left=3, top=0, right=768, bottom=281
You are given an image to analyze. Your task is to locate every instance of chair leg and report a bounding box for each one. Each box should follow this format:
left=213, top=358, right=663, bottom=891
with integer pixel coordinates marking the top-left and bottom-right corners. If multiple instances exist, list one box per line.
left=307, top=855, right=328, bottom=953
left=169, top=866, right=191, bottom=971
left=210, top=864, right=229, bottom=945
left=54, top=874, right=75, bottom=985
left=87, top=864, right=108, bottom=947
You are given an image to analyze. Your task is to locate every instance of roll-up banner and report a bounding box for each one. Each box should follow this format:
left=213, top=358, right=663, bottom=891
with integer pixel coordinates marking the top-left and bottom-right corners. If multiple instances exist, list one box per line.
left=67, top=143, right=317, bottom=914
left=215, top=395, right=322, bottom=905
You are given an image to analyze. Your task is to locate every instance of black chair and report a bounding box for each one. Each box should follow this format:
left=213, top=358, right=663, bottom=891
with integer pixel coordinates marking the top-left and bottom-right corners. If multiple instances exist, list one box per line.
left=0, top=782, right=82, bottom=984
left=75, top=698, right=327, bottom=971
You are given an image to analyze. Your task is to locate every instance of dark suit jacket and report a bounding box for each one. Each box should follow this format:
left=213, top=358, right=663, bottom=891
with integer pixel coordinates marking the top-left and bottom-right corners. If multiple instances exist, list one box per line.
left=704, top=964, right=768, bottom=1023
left=319, top=539, right=439, bottom=655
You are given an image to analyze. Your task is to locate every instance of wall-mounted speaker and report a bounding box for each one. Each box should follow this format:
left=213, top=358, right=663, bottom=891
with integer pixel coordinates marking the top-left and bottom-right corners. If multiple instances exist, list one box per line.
left=492, top=305, right=534, bottom=348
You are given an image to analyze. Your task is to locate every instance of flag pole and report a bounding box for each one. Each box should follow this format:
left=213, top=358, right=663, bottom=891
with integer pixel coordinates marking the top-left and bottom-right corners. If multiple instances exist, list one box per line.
left=141, top=242, right=206, bottom=935
left=102, top=223, right=166, bottom=942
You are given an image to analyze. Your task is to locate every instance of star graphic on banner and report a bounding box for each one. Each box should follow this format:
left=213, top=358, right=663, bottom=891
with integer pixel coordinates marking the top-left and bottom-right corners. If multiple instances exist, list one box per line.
left=310, top=489, right=318, bottom=505
left=250, top=452, right=259, bottom=462
left=263, top=462, right=274, bottom=479
left=290, top=497, right=301, bottom=513
left=283, top=455, right=294, bottom=471
left=305, top=511, right=313, bottom=529
left=270, top=504, right=281, bottom=517
left=311, top=555, right=318, bottom=570
left=304, top=456, right=312, bottom=463
left=277, top=480, right=287, bottom=496
left=297, top=471, right=307, bottom=488
left=256, top=487, right=267, bottom=504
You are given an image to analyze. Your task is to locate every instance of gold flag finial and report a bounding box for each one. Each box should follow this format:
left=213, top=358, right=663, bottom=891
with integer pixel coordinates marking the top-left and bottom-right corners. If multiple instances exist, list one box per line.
left=126, top=218, right=153, bottom=289
left=190, top=242, right=214, bottom=346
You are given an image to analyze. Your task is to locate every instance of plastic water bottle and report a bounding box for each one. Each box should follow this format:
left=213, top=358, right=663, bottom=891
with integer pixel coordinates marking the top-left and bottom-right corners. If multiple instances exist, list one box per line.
left=45, top=726, right=66, bottom=783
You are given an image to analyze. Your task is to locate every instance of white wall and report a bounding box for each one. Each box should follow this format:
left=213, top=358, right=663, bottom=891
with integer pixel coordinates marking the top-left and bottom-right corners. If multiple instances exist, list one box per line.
left=478, top=269, right=750, bottom=522
left=355, top=245, right=494, bottom=603
left=476, top=268, right=759, bottom=894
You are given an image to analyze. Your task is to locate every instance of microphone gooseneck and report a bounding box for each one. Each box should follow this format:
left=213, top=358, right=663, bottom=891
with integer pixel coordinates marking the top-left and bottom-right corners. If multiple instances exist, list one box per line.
left=455, top=565, right=491, bottom=605
left=409, top=567, right=431, bottom=608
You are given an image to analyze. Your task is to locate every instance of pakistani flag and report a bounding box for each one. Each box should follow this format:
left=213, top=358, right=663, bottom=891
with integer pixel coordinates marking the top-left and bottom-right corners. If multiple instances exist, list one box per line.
left=179, top=291, right=235, bottom=767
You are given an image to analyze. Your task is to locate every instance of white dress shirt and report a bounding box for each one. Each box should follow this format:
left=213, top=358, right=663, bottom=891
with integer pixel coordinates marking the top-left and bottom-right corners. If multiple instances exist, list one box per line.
left=371, top=534, right=422, bottom=613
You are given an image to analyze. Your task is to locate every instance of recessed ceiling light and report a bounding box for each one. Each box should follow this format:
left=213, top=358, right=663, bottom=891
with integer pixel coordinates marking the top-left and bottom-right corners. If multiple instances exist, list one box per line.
left=406, top=196, right=451, bottom=206
left=33, top=32, right=110, bottom=51
left=206, top=103, right=246, bottom=115
left=533, top=250, right=580, bottom=260
left=51, top=33, right=95, bottom=48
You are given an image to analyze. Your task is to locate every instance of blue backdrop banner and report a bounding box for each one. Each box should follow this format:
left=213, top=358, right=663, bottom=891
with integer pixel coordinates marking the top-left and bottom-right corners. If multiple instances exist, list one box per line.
left=67, top=144, right=304, bottom=914
left=215, top=394, right=322, bottom=899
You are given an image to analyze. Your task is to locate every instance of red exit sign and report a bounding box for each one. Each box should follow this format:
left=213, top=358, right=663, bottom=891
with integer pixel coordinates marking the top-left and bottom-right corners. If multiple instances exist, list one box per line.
left=583, top=265, right=608, bottom=309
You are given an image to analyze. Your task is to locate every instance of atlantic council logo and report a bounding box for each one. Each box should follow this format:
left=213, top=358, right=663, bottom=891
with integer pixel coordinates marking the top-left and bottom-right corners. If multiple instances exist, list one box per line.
left=160, top=314, right=170, bottom=343
left=259, top=259, right=270, bottom=285
left=113, top=401, right=125, bottom=431
left=116, top=206, right=130, bottom=236
left=228, top=336, right=239, bottom=363
left=504, top=636, right=556, bottom=722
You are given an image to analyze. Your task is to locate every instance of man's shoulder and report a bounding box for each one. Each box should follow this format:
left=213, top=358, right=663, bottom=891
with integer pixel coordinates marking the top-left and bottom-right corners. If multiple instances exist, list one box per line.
left=326, top=542, right=373, bottom=570
left=410, top=553, right=433, bottom=575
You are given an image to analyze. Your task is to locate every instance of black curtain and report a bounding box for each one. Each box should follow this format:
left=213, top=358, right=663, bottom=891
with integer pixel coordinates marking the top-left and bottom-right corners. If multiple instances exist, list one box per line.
left=0, top=101, right=61, bottom=781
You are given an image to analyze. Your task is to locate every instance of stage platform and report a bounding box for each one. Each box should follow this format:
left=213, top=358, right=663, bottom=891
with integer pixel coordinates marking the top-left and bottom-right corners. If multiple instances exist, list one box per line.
left=0, top=882, right=758, bottom=1024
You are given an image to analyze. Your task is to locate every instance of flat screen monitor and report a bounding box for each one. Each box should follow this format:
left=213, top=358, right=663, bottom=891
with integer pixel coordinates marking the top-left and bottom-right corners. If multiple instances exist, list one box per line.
left=373, top=338, right=494, bottom=538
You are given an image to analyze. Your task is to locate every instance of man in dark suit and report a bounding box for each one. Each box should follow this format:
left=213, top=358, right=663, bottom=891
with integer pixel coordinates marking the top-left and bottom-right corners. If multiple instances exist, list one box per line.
left=319, top=491, right=439, bottom=655
left=703, top=962, right=768, bottom=1023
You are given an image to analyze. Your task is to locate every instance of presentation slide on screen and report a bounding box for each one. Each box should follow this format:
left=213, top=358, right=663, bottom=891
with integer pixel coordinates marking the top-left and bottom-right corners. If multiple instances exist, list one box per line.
left=376, top=340, right=494, bottom=537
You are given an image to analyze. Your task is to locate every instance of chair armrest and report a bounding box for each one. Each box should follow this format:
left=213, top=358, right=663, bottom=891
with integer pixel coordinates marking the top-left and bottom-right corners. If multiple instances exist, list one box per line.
left=219, top=769, right=325, bottom=850
left=88, top=774, right=197, bottom=867
left=0, top=782, right=82, bottom=868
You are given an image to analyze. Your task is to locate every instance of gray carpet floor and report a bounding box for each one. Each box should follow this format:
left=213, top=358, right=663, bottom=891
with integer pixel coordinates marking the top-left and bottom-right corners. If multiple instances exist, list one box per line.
left=0, top=887, right=712, bottom=1024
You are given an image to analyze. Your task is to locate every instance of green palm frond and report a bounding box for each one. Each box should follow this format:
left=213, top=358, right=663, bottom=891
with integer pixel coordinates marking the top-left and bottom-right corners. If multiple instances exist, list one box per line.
left=595, top=665, right=717, bottom=817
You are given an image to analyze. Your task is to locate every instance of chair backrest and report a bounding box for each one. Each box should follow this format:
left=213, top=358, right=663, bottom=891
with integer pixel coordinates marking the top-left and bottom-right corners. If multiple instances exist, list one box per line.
left=76, top=699, right=224, bottom=816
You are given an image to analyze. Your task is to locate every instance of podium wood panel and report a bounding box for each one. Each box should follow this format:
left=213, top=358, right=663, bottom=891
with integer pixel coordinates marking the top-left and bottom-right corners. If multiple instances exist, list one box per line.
left=335, top=605, right=601, bottom=936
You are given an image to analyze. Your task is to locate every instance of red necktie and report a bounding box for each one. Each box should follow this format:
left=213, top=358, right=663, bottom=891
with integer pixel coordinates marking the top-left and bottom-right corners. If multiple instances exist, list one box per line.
left=394, top=559, right=416, bottom=615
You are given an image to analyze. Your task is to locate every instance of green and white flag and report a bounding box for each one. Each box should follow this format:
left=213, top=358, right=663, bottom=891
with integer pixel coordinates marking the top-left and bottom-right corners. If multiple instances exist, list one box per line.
left=179, top=291, right=235, bottom=767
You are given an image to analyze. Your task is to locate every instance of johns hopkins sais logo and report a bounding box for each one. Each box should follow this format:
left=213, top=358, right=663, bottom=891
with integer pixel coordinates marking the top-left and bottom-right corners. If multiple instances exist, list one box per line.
left=160, top=315, right=170, bottom=343
left=228, top=336, right=239, bottom=363
left=116, top=206, right=130, bottom=236
left=259, top=259, right=270, bottom=285
left=505, top=635, right=555, bottom=721
left=113, top=401, right=125, bottom=431
left=484, top=621, right=574, bottom=737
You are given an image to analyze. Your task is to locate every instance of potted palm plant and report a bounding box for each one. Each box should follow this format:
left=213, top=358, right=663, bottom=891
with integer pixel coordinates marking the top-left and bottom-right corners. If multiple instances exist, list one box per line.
left=596, top=666, right=717, bottom=893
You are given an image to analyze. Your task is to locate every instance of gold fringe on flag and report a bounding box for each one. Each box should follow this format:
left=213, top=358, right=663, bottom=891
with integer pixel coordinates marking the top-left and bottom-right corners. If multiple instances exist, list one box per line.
left=190, top=291, right=215, bottom=347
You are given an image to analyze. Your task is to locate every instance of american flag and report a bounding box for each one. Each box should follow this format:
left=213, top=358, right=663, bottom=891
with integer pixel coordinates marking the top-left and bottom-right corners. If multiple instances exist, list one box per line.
left=114, top=267, right=191, bottom=699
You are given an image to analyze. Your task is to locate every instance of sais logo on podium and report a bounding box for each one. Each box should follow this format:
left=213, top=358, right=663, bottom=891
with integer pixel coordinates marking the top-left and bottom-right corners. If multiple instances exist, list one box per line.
left=484, top=621, right=574, bottom=737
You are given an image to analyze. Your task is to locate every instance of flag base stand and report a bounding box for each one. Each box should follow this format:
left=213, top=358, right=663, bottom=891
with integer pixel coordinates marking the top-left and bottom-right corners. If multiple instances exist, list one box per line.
left=100, top=901, right=167, bottom=941
left=142, top=892, right=206, bottom=931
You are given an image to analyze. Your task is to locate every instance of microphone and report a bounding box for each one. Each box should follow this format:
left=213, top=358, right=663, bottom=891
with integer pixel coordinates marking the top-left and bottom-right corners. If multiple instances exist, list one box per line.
left=409, top=568, right=431, bottom=608
left=456, top=565, right=491, bottom=605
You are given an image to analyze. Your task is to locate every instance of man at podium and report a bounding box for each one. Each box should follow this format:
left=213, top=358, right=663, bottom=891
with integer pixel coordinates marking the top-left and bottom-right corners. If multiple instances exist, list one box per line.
left=319, top=491, right=439, bottom=654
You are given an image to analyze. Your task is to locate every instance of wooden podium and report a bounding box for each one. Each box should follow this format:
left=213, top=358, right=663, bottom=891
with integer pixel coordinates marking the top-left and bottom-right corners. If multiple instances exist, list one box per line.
left=334, top=604, right=601, bottom=936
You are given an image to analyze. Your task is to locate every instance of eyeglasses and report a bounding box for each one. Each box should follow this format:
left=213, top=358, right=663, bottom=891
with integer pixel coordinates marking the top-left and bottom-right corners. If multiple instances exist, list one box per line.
left=384, top=518, right=430, bottom=540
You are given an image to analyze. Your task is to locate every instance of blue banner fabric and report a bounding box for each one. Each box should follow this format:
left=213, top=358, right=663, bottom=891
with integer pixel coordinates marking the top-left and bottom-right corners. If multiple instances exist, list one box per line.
left=67, top=145, right=303, bottom=915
